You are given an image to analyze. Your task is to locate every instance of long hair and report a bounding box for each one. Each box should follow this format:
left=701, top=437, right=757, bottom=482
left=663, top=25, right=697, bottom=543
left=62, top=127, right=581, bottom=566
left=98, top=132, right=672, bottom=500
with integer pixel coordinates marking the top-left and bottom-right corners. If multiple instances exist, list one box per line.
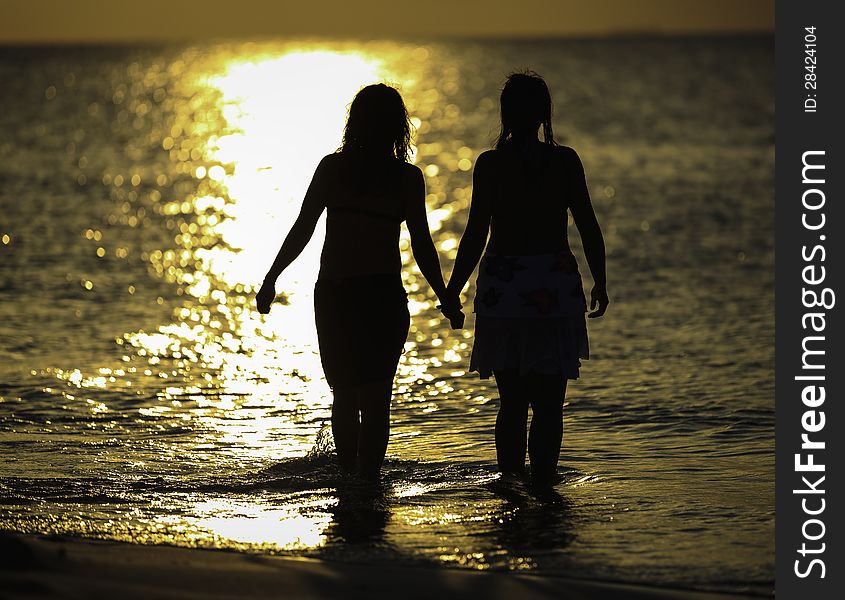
left=340, top=83, right=412, bottom=162
left=494, top=71, right=558, bottom=149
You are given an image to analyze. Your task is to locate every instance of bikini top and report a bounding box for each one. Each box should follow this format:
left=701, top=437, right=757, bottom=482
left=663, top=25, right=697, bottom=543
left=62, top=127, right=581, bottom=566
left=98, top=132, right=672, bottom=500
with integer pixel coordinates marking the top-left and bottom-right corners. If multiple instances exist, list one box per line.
left=328, top=204, right=405, bottom=224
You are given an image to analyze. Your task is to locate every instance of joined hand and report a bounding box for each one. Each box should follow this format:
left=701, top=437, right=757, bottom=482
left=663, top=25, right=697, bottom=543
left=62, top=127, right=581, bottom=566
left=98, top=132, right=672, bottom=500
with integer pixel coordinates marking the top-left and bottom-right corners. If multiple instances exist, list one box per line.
left=438, top=292, right=465, bottom=329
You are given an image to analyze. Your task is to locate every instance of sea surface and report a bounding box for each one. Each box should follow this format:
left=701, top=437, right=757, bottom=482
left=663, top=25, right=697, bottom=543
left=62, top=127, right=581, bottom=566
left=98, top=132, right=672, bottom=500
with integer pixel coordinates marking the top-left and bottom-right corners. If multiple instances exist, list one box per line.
left=0, top=37, right=774, bottom=595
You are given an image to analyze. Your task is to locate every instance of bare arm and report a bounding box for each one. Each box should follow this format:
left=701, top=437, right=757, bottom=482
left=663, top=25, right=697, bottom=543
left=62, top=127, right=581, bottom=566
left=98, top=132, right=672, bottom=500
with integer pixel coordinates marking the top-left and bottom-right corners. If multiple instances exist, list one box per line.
left=405, top=166, right=450, bottom=303
left=255, top=157, right=329, bottom=313
left=446, top=152, right=493, bottom=297
left=567, top=149, right=609, bottom=318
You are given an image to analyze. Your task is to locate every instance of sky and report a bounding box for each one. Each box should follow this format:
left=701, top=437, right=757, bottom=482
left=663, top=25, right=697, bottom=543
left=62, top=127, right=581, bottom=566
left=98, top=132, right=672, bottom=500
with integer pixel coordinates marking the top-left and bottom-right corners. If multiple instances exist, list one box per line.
left=1, top=0, right=773, bottom=43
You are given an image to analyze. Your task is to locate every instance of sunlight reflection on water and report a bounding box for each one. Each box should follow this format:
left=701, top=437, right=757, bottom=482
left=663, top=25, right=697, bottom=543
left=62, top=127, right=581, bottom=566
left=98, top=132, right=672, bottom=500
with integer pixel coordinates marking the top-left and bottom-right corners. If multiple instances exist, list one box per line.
left=187, top=496, right=333, bottom=550
left=114, top=46, right=464, bottom=549
left=0, top=38, right=775, bottom=593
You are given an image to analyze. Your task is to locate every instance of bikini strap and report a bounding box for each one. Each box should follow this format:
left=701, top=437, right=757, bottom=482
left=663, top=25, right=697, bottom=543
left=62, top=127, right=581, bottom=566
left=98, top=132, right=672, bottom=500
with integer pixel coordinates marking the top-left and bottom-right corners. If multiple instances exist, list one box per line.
left=330, top=205, right=403, bottom=224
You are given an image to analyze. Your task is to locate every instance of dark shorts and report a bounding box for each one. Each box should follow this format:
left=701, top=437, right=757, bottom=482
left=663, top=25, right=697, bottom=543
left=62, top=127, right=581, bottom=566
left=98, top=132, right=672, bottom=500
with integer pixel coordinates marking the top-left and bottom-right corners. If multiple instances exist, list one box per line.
left=314, top=273, right=410, bottom=388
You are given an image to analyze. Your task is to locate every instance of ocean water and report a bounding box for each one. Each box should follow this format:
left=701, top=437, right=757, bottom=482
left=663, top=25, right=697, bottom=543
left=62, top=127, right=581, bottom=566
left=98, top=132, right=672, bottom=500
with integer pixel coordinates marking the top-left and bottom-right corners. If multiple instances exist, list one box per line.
left=0, top=37, right=773, bottom=594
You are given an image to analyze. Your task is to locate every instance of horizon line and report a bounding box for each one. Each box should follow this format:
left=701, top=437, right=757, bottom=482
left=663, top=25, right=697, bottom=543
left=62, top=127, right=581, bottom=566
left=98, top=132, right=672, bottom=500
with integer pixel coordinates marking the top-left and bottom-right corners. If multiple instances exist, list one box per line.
left=0, top=29, right=774, bottom=48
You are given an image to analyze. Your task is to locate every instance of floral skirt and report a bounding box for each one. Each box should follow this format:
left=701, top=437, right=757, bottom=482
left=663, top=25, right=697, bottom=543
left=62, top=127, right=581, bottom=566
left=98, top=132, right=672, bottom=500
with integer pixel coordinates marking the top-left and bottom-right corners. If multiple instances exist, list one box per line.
left=469, top=252, right=589, bottom=380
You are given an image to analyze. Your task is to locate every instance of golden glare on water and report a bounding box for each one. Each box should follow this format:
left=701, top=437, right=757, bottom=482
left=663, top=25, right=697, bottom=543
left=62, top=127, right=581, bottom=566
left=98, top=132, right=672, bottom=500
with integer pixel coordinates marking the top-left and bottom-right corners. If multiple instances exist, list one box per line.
left=109, top=47, right=432, bottom=548
left=39, top=43, right=491, bottom=556
left=13, top=40, right=585, bottom=572
left=2, top=37, right=777, bottom=590
left=199, top=50, right=386, bottom=326
left=120, top=46, right=467, bottom=420
left=186, top=497, right=333, bottom=550
left=134, top=50, right=398, bottom=387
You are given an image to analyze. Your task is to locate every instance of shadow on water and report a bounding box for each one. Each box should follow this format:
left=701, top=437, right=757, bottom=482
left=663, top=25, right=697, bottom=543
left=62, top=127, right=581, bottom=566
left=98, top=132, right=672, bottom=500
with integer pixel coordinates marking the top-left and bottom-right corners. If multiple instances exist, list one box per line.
left=486, top=476, right=576, bottom=559
left=327, top=479, right=391, bottom=545
left=249, top=448, right=581, bottom=569
left=258, top=434, right=393, bottom=547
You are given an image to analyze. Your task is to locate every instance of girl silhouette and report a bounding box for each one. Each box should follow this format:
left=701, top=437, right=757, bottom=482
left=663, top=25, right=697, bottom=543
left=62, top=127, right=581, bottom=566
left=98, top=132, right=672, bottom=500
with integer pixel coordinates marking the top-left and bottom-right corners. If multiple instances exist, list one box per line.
left=256, top=84, right=460, bottom=480
left=446, top=72, right=608, bottom=488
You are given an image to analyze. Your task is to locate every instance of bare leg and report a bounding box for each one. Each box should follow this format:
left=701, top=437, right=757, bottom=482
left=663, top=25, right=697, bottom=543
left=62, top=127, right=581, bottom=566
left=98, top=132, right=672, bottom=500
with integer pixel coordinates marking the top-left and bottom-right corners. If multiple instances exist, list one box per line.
left=493, top=369, right=529, bottom=476
left=331, top=387, right=359, bottom=473
left=356, top=378, right=394, bottom=481
left=527, top=374, right=567, bottom=487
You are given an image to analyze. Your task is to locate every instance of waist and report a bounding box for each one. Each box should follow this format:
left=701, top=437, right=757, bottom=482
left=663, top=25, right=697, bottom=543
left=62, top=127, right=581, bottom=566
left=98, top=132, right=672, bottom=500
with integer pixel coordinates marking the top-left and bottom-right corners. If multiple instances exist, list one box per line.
left=319, top=233, right=402, bottom=279
left=475, top=251, right=585, bottom=318
left=316, top=272, right=405, bottom=291
left=480, top=250, right=579, bottom=273
left=487, top=226, right=569, bottom=256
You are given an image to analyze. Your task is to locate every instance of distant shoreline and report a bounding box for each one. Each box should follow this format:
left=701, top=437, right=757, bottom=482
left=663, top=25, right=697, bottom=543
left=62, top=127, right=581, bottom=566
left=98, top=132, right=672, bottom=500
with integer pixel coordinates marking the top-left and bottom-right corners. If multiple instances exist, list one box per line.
left=0, top=32, right=775, bottom=49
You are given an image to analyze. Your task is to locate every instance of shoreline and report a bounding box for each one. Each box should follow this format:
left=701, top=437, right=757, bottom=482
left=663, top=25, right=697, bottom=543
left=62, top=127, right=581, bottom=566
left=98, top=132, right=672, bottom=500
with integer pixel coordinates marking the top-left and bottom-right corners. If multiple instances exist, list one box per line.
left=0, top=532, right=766, bottom=599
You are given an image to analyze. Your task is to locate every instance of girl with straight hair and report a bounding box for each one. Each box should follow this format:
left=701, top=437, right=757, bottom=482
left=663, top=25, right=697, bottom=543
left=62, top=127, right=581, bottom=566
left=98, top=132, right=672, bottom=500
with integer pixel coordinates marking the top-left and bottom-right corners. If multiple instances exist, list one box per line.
left=447, top=71, right=609, bottom=488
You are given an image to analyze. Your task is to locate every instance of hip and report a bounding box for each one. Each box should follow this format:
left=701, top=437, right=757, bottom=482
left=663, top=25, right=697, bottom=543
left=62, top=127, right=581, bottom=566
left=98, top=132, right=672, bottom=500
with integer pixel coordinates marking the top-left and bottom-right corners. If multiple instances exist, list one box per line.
left=474, top=251, right=587, bottom=318
left=315, top=272, right=408, bottom=315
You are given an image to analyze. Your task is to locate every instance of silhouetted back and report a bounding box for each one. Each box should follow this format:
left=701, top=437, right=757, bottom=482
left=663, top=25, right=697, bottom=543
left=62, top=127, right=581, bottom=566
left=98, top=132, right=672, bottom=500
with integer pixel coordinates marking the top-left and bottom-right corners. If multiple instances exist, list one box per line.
left=483, top=143, right=583, bottom=256
left=481, top=71, right=581, bottom=256
left=313, top=83, right=419, bottom=279
left=316, top=152, right=418, bottom=280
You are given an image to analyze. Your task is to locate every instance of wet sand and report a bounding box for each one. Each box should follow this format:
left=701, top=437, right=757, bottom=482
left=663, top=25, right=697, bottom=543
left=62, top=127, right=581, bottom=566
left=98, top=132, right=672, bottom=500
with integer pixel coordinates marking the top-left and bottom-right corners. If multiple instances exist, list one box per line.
left=0, top=533, right=760, bottom=599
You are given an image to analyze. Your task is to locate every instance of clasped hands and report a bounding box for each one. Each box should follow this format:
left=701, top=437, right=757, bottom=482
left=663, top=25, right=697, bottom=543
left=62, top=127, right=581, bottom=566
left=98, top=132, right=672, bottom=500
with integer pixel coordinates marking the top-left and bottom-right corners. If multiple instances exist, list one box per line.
left=437, top=290, right=465, bottom=330
left=257, top=278, right=466, bottom=329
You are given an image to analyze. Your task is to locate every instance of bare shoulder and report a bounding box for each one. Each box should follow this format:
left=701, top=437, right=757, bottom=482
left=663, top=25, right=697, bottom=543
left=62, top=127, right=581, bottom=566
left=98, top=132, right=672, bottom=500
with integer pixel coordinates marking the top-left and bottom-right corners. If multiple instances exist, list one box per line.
left=311, top=153, right=342, bottom=181
left=400, top=162, right=425, bottom=219
left=552, top=145, right=581, bottom=164
left=469, top=150, right=500, bottom=183
left=317, top=152, right=342, bottom=170
left=474, top=149, right=498, bottom=169
left=400, top=160, right=423, bottom=177
left=548, top=146, right=585, bottom=182
left=399, top=161, right=425, bottom=187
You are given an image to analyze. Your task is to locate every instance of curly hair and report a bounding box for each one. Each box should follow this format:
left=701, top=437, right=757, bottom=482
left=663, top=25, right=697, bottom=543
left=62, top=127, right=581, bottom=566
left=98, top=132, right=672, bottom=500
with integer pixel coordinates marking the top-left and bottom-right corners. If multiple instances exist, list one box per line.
left=340, top=83, right=412, bottom=162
